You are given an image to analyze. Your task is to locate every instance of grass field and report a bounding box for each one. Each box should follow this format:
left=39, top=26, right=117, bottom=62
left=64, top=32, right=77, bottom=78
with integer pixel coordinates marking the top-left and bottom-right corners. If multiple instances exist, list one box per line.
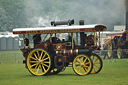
left=0, top=59, right=128, bottom=85
left=0, top=50, right=23, bottom=63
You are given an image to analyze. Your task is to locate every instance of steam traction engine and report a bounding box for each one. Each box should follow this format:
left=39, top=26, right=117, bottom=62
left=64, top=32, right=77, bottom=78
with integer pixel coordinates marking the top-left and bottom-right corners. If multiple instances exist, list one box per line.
left=103, top=32, right=122, bottom=59
left=116, top=31, right=128, bottom=59
left=105, top=12, right=128, bottom=59
left=104, top=31, right=128, bottom=59
left=13, top=20, right=107, bottom=76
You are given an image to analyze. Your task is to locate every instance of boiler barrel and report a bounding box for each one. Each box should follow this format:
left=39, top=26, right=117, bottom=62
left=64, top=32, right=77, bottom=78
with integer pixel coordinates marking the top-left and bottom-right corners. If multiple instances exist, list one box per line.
left=51, top=19, right=74, bottom=26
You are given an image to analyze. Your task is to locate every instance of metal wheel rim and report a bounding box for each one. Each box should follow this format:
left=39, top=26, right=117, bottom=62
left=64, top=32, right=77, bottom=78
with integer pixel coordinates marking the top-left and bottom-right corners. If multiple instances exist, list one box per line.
left=27, top=49, right=51, bottom=76
left=90, top=53, right=102, bottom=74
left=117, top=48, right=121, bottom=59
left=73, top=55, right=92, bottom=76
left=107, top=42, right=112, bottom=58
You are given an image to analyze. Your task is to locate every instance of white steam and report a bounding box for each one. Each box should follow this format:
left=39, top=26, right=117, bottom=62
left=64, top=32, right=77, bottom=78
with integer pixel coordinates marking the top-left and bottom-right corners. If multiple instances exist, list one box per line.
left=24, top=0, right=126, bottom=30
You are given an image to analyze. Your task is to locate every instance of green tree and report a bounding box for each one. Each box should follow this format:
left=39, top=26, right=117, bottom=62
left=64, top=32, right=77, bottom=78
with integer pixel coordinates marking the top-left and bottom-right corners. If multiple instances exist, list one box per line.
left=0, top=0, right=29, bottom=31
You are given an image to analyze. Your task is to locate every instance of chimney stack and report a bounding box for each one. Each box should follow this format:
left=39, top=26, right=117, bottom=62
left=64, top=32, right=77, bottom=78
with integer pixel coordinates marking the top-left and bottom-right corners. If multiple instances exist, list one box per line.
left=126, top=12, right=128, bottom=30
left=79, top=20, right=85, bottom=48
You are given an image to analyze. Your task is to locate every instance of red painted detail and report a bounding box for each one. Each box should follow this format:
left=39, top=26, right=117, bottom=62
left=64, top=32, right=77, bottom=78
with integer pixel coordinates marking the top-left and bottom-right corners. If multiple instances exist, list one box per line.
left=62, top=44, right=66, bottom=49
left=35, top=44, right=44, bottom=49
left=103, top=44, right=107, bottom=50
left=20, top=49, right=28, bottom=58
left=53, top=43, right=66, bottom=51
left=96, top=46, right=101, bottom=50
left=13, top=28, right=97, bottom=34
left=35, top=41, right=50, bottom=50
left=79, top=28, right=94, bottom=32
left=73, top=49, right=78, bottom=55
left=13, top=31, right=26, bottom=34
left=64, top=56, right=69, bottom=63
left=23, top=52, right=28, bottom=58
left=56, top=44, right=62, bottom=50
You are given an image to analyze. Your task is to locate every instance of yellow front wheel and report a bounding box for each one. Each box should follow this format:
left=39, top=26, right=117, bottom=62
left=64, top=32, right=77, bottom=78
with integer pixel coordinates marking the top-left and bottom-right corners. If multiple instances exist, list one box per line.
left=90, top=53, right=103, bottom=74
left=27, top=49, right=52, bottom=76
left=72, top=54, right=93, bottom=76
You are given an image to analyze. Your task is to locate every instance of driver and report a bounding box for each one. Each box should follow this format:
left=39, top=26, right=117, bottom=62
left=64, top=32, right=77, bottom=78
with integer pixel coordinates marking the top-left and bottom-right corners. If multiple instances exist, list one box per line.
left=33, top=34, right=41, bottom=47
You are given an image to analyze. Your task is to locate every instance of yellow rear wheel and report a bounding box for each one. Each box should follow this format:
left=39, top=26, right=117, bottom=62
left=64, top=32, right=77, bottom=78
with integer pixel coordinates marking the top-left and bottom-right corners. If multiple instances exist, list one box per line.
left=90, top=53, right=103, bottom=74
left=27, top=49, right=52, bottom=76
left=72, top=54, right=93, bottom=76
left=117, top=48, right=122, bottom=59
left=107, top=41, right=113, bottom=58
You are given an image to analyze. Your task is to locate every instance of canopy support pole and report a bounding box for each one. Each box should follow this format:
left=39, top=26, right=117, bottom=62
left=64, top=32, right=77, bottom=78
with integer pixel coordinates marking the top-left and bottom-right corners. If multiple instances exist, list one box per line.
left=23, top=34, right=25, bottom=48
left=71, top=33, right=74, bottom=49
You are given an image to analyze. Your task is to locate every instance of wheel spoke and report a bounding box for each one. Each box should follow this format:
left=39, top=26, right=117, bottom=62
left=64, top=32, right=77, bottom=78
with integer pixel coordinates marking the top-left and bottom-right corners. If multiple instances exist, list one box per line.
left=39, top=51, right=43, bottom=60
left=83, top=58, right=87, bottom=63
left=82, top=57, right=84, bottom=62
left=42, top=52, right=47, bottom=59
left=39, top=64, right=43, bottom=72
left=83, top=67, right=88, bottom=72
left=81, top=67, right=84, bottom=73
left=43, top=63, right=49, bottom=67
left=35, top=64, right=39, bottom=70
left=36, top=51, right=40, bottom=58
left=43, top=61, right=50, bottom=64
left=30, top=56, right=37, bottom=60
left=30, top=61, right=38, bottom=63
left=92, top=55, right=94, bottom=61
left=94, top=62, right=100, bottom=64
left=85, top=62, right=90, bottom=65
left=76, top=60, right=80, bottom=63
left=78, top=67, right=82, bottom=72
left=94, top=64, right=100, bottom=69
left=94, top=58, right=98, bottom=62
left=93, top=66, right=96, bottom=72
left=43, top=57, right=49, bottom=61
left=75, top=61, right=80, bottom=64
left=77, top=58, right=81, bottom=63
left=34, top=53, right=38, bottom=59
left=85, top=65, right=89, bottom=68
left=31, top=64, right=37, bottom=68
left=36, top=65, right=40, bottom=73
left=75, top=64, right=80, bottom=67
left=42, top=65, right=46, bottom=72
